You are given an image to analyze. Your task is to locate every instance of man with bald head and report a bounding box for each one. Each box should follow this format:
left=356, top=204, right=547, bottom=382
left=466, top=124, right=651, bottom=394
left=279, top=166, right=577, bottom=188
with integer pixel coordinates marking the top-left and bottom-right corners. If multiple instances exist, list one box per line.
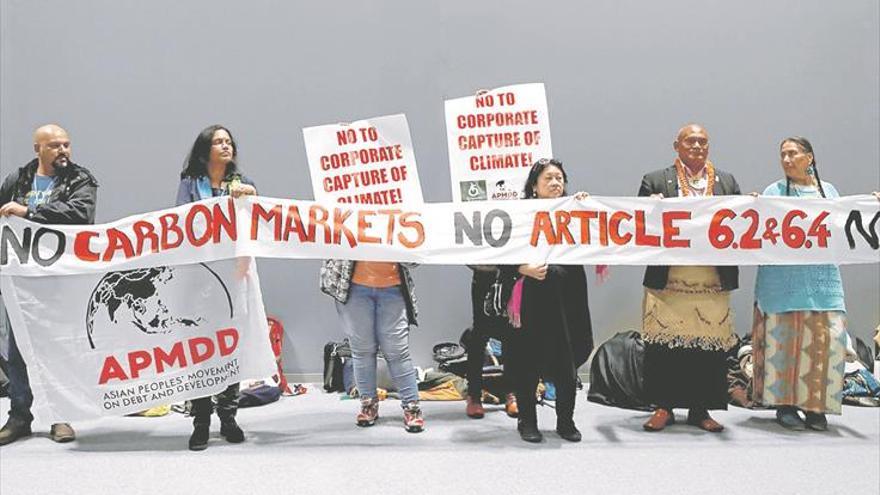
left=0, top=124, right=98, bottom=445
left=636, top=123, right=742, bottom=433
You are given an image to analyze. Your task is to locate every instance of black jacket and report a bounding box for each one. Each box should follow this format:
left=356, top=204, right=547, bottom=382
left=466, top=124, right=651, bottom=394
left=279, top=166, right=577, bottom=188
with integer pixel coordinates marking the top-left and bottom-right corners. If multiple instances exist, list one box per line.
left=0, top=159, right=98, bottom=225
left=637, top=164, right=740, bottom=291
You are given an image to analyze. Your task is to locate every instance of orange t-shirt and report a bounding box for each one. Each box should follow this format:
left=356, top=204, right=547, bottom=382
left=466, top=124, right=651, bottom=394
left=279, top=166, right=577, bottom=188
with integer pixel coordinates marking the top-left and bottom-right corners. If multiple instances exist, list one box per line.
left=351, top=261, right=401, bottom=288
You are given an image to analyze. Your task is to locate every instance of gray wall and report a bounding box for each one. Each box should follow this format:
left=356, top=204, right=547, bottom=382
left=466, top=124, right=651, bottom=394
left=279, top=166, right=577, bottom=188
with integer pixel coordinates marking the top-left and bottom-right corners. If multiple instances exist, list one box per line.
left=2, top=0, right=878, bottom=374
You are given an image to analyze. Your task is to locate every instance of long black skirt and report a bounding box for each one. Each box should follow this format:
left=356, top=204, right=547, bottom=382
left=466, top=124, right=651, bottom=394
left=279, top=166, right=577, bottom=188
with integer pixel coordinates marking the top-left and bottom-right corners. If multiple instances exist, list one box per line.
left=643, top=343, right=728, bottom=410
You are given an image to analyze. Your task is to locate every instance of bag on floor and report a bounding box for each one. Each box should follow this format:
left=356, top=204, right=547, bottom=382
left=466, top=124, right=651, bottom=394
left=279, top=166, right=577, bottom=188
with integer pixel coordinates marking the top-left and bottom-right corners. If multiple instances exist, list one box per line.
left=239, top=384, right=283, bottom=408
left=323, top=339, right=351, bottom=392
left=268, top=316, right=294, bottom=395
left=587, top=330, right=652, bottom=411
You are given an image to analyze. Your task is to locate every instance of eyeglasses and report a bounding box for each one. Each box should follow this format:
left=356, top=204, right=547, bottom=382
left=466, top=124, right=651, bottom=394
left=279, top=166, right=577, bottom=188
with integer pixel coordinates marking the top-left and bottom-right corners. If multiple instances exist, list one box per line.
left=534, top=158, right=562, bottom=167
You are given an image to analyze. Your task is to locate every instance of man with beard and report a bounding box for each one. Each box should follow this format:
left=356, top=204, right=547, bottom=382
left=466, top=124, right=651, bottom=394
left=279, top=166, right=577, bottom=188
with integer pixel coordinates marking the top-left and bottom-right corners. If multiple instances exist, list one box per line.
left=0, top=124, right=98, bottom=445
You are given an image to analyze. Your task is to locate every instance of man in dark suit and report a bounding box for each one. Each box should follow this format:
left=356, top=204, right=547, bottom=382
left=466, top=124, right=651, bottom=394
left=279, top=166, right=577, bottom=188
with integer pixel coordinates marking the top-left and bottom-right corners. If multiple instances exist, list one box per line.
left=637, top=124, right=741, bottom=433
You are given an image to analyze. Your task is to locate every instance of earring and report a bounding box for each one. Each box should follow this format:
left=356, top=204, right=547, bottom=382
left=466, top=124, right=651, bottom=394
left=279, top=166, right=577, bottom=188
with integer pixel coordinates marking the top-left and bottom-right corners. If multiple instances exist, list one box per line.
left=807, top=164, right=815, bottom=176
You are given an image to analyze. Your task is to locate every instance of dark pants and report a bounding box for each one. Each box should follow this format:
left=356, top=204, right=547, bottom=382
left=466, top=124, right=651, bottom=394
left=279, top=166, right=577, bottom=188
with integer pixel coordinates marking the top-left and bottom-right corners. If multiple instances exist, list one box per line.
left=465, top=331, right=509, bottom=399
left=512, top=358, right=577, bottom=427
left=1, top=305, right=34, bottom=424
left=191, top=383, right=240, bottom=424
left=467, top=270, right=509, bottom=399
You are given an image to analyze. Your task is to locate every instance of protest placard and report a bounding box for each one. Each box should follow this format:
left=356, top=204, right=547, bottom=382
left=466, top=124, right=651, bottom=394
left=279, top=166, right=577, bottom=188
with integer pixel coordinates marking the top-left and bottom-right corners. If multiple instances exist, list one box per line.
left=445, top=83, right=553, bottom=202
left=303, top=114, right=424, bottom=206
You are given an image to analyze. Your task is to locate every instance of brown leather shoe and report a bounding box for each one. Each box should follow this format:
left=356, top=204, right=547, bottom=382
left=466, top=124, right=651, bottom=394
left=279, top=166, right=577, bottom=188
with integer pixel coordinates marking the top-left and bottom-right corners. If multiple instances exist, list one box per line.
left=692, top=417, right=724, bottom=432
left=643, top=408, right=675, bottom=431
left=466, top=396, right=485, bottom=419
left=504, top=393, right=519, bottom=418
left=50, top=423, right=76, bottom=443
left=0, top=417, right=32, bottom=446
left=687, top=410, right=724, bottom=433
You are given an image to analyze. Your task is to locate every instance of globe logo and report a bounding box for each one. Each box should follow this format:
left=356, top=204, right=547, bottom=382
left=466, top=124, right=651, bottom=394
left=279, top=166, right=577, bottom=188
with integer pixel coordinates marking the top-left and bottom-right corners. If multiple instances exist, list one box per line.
left=85, top=263, right=233, bottom=350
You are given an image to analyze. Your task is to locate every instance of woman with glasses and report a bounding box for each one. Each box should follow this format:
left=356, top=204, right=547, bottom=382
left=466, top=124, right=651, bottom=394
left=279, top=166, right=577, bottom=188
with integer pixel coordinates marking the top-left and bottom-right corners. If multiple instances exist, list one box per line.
left=176, top=124, right=256, bottom=451
left=502, top=158, right=594, bottom=443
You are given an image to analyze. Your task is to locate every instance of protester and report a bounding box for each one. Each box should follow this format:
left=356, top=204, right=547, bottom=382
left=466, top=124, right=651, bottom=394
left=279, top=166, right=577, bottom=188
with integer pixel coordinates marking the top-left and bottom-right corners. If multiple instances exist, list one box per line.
left=176, top=124, right=257, bottom=204
left=464, top=265, right=517, bottom=419
left=0, top=124, right=98, bottom=446
left=320, top=260, right=425, bottom=432
left=176, top=124, right=256, bottom=450
left=752, top=137, right=849, bottom=430
left=638, top=124, right=742, bottom=433
left=502, top=159, right=593, bottom=443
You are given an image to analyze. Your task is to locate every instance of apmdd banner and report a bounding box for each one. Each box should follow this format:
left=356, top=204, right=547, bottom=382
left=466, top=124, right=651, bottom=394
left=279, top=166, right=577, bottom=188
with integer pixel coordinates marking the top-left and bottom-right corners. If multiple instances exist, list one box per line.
left=0, top=258, right=276, bottom=421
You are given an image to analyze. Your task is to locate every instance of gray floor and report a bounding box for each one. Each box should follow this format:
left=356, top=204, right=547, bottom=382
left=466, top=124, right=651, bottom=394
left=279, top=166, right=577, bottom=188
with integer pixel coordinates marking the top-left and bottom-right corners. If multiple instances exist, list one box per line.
left=1, top=387, right=878, bottom=495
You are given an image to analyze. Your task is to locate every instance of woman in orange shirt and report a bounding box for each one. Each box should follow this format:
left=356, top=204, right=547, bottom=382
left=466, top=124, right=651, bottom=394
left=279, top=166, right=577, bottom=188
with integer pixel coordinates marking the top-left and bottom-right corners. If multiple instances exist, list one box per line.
left=320, top=260, right=424, bottom=432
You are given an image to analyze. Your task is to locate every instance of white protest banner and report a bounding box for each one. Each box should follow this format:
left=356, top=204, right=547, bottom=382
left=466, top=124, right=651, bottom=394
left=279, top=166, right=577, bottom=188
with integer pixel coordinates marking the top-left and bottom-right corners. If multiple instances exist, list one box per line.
left=2, top=197, right=878, bottom=421
left=0, top=258, right=276, bottom=421
left=303, top=114, right=424, bottom=205
left=1, top=195, right=878, bottom=278
left=445, top=83, right=553, bottom=202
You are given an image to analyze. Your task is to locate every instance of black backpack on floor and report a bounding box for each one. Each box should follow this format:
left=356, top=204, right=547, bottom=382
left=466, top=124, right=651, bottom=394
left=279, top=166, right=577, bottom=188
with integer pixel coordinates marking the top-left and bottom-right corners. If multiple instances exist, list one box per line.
left=323, top=339, right=351, bottom=392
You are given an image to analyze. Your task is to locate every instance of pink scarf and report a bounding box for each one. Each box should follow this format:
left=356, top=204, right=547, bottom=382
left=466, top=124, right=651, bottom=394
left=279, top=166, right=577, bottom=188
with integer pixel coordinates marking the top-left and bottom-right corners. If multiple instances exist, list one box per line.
left=507, top=265, right=608, bottom=329
left=507, top=277, right=524, bottom=328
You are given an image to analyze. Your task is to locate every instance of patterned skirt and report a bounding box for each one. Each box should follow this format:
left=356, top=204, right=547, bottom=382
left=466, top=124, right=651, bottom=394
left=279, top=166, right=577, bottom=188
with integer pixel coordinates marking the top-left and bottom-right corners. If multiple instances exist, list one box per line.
left=751, top=306, right=847, bottom=414
left=642, top=266, right=737, bottom=351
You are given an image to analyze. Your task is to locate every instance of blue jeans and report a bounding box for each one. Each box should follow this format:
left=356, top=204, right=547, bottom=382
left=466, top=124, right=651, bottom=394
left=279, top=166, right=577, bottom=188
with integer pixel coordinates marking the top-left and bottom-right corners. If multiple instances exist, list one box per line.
left=335, top=284, right=419, bottom=405
left=0, top=301, right=34, bottom=423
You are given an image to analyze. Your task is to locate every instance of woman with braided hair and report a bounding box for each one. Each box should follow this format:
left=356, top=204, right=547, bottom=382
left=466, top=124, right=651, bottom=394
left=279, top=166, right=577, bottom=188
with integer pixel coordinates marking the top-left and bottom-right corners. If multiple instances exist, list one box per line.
left=752, top=136, right=849, bottom=431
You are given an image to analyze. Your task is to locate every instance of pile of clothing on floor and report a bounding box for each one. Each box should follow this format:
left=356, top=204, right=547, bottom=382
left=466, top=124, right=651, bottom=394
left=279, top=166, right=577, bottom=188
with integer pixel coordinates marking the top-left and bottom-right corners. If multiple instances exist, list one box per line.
left=841, top=327, right=880, bottom=407
left=322, top=329, right=510, bottom=402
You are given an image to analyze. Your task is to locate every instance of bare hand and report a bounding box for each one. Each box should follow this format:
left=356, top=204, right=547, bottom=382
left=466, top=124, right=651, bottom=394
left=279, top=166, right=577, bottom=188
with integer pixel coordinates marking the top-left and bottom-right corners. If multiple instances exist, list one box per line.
left=508, top=311, right=521, bottom=329
left=873, top=191, right=880, bottom=201
left=0, top=202, right=28, bottom=218
left=235, top=257, right=251, bottom=279
left=749, top=192, right=759, bottom=197
left=230, top=184, right=257, bottom=198
left=650, top=193, right=664, bottom=199
left=519, top=263, right=548, bottom=281
left=574, top=191, right=590, bottom=201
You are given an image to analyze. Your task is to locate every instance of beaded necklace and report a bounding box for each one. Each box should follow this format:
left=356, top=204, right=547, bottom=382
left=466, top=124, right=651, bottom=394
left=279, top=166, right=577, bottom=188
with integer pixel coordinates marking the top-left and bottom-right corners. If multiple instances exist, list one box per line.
left=674, top=158, right=715, bottom=197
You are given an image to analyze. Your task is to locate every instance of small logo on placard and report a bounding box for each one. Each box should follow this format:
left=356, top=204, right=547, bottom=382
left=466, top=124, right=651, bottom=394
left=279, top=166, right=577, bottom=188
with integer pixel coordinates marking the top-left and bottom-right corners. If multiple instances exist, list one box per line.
left=490, top=180, right=519, bottom=200
left=460, top=180, right=487, bottom=201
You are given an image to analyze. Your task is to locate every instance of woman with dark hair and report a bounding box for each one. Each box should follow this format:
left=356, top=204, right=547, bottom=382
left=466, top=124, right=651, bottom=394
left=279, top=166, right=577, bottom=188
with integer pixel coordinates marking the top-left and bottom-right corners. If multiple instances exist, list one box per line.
left=176, top=125, right=256, bottom=451
left=502, top=158, right=593, bottom=443
left=752, top=137, right=848, bottom=431
left=176, top=124, right=256, bottom=204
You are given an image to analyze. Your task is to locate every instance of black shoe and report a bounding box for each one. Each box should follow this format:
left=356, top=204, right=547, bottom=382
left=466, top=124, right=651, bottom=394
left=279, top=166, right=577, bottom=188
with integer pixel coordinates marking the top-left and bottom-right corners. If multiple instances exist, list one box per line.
left=804, top=412, right=828, bottom=431
left=189, top=424, right=210, bottom=451
left=0, top=417, right=32, bottom=446
left=775, top=406, right=806, bottom=431
left=220, top=419, right=245, bottom=443
left=556, top=421, right=582, bottom=442
left=517, top=420, right=543, bottom=443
